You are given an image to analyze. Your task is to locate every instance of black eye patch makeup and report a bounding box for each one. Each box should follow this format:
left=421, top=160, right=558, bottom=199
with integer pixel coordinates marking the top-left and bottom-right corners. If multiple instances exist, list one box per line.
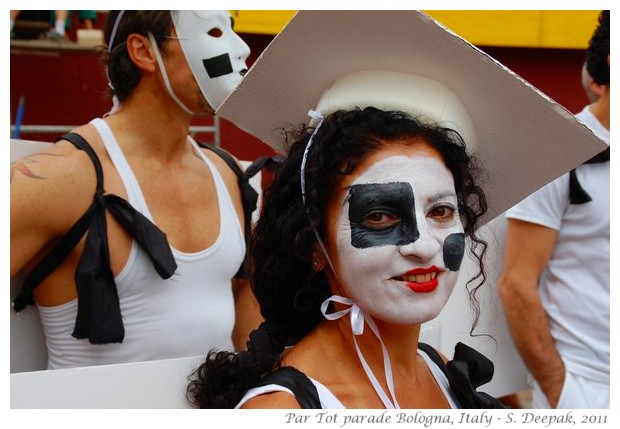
left=202, top=53, right=233, bottom=78
left=443, top=232, right=465, bottom=271
left=348, top=182, right=419, bottom=248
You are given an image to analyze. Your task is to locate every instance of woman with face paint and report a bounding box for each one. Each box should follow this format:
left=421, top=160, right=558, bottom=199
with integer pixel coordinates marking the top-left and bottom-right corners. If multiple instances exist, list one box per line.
left=185, top=9, right=607, bottom=410
left=187, top=105, right=506, bottom=409
left=10, top=11, right=263, bottom=369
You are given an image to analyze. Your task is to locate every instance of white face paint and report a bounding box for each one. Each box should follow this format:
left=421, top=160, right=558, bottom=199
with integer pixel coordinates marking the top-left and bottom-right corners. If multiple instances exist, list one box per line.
left=174, top=10, right=250, bottom=111
left=330, top=146, right=465, bottom=325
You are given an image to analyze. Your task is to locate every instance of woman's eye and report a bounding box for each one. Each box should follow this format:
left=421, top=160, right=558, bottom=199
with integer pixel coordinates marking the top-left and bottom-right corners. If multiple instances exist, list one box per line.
left=428, top=205, right=455, bottom=221
left=207, top=28, right=223, bottom=38
left=363, top=211, right=400, bottom=229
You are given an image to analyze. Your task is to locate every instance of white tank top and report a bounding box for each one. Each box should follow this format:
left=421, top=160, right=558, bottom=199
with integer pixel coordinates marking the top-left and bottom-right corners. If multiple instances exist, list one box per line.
left=38, top=118, right=245, bottom=369
left=236, top=349, right=460, bottom=408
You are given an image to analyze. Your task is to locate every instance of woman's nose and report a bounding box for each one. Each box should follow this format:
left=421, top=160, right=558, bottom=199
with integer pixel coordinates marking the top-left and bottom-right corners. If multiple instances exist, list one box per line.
left=397, top=221, right=441, bottom=261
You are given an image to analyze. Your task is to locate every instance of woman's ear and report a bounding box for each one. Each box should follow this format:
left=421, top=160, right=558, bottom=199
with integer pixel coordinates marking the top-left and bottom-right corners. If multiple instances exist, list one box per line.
left=126, top=33, right=157, bottom=74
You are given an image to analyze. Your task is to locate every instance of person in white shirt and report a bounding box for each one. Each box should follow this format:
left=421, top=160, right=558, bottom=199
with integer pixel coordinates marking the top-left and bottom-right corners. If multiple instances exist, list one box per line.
left=499, top=10, right=610, bottom=409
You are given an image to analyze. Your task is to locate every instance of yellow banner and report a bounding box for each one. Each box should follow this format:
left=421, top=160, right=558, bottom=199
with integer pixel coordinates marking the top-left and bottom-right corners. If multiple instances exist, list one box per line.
left=231, top=10, right=601, bottom=49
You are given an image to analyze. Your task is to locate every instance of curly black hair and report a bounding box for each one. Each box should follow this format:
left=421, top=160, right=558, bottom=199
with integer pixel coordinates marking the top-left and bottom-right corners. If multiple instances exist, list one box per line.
left=187, top=107, right=489, bottom=408
left=586, top=10, right=610, bottom=85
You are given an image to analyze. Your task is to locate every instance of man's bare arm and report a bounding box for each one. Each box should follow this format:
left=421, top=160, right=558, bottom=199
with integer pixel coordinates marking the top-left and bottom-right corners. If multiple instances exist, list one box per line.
left=10, top=147, right=92, bottom=279
left=231, top=278, right=263, bottom=351
left=498, top=218, right=565, bottom=408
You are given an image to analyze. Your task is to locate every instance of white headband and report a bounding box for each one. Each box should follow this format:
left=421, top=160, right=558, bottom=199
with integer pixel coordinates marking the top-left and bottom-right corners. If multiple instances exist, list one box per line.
left=105, top=10, right=125, bottom=115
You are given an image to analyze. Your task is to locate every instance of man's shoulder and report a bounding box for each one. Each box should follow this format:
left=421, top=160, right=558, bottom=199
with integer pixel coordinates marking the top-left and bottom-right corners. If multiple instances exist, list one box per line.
left=505, top=173, right=569, bottom=228
left=575, top=105, right=610, bottom=143
left=11, top=136, right=95, bottom=180
left=195, top=143, right=246, bottom=192
left=10, top=137, right=100, bottom=240
left=196, top=142, right=243, bottom=173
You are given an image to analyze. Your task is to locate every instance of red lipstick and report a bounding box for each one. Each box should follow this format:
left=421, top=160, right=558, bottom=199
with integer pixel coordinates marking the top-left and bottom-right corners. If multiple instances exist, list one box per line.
left=402, top=266, right=440, bottom=293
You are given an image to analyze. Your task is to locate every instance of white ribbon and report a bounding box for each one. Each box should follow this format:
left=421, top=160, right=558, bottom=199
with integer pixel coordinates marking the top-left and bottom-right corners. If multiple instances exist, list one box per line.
left=300, top=110, right=337, bottom=274
left=104, top=11, right=125, bottom=117
left=321, top=295, right=401, bottom=409
left=147, top=32, right=194, bottom=115
left=108, top=10, right=125, bottom=52
left=300, top=109, right=324, bottom=206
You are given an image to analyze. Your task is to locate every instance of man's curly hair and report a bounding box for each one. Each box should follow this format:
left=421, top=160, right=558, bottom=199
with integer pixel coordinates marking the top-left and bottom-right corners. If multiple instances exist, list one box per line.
left=586, top=10, right=610, bottom=85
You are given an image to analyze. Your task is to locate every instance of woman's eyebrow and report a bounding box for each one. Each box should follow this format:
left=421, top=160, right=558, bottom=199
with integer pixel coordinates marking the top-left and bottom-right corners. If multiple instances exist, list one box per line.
left=427, top=191, right=458, bottom=204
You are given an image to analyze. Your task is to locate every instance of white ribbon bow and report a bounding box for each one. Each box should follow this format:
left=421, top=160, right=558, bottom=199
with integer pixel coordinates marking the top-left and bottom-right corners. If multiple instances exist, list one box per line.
left=321, top=295, right=401, bottom=409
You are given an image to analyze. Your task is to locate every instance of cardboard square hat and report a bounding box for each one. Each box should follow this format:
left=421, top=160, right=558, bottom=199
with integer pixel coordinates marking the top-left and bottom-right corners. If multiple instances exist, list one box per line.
left=218, top=10, right=608, bottom=225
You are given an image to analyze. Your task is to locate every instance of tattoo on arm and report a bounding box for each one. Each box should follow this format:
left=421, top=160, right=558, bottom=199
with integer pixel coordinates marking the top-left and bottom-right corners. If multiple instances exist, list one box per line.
left=10, top=152, right=62, bottom=183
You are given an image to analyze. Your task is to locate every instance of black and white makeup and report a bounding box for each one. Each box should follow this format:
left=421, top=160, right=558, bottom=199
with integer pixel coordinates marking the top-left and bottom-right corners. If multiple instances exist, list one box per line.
left=328, top=143, right=465, bottom=325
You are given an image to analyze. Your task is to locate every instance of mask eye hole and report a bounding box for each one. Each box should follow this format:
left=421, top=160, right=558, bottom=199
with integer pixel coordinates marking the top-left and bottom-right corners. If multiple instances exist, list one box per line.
left=207, top=27, right=223, bottom=38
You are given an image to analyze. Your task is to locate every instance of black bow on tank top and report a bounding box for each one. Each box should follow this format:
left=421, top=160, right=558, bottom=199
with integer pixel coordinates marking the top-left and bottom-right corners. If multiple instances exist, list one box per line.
left=12, top=133, right=177, bottom=344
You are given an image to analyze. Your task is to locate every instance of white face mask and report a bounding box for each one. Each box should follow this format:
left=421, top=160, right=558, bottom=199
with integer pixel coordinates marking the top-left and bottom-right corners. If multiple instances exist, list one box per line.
left=332, top=149, right=465, bottom=325
left=174, top=10, right=250, bottom=111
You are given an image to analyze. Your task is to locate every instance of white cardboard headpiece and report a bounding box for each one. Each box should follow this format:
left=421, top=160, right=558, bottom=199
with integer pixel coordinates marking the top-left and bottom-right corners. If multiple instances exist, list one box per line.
left=217, top=10, right=608, bottom=226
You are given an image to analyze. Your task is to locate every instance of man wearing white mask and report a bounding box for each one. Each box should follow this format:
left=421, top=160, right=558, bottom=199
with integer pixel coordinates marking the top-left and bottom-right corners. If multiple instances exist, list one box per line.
left=10, top=11, right=262, bottom=369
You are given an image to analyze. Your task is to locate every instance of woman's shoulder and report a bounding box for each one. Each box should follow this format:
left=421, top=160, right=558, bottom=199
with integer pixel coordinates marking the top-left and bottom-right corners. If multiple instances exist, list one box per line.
left=239, top=386, right=303, bottom=409
left=239, top=366, right=347, bottom=409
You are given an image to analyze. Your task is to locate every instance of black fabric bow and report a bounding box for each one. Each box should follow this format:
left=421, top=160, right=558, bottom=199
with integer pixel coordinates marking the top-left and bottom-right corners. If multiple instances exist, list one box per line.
left=14, top=190, right=177, bottom=344
left=73, top=192, right=177, bottom=343
left=446, top=342, right=506, bottom=409
left=12, top=132, right=177, bottom=344
left=569, top=146, right=609, bottom=204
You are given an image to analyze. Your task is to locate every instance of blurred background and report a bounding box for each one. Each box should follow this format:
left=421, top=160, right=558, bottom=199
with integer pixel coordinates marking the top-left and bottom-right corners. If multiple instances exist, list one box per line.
left=10, top=10, right=600, bottom=162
